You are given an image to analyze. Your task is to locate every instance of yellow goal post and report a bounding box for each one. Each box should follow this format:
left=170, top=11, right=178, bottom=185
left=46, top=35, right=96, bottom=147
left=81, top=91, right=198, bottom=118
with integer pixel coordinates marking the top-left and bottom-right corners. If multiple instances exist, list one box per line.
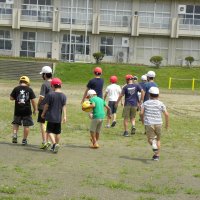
left=168, top=77, right=200, bottom=91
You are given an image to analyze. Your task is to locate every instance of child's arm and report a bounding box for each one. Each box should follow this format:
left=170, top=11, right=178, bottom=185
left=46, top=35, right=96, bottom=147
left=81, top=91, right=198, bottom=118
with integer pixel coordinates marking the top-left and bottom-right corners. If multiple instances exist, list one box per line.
left=31, top=99, right=37, bottom=115
left=41, top=104, right=49, bottom=119
left=105, top=104, right=112, bottom=119
left=139, top=107, right=144, bottom=124
left=104, top=91, right=108, bottom=101
left=163, top=110, right=169, bottom=129
left=115, top=94, right=123, bottom=107
left=62, top=105, right=67, bottom=123
left=139, top=89, right=145, bottom=104
left=81, top=88, right=89, bottom=104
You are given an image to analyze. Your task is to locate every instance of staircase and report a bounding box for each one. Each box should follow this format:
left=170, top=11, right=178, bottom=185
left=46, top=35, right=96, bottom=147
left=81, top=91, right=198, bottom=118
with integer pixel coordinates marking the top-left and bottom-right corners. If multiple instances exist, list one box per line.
left=0, top=60, right=53, bottom=81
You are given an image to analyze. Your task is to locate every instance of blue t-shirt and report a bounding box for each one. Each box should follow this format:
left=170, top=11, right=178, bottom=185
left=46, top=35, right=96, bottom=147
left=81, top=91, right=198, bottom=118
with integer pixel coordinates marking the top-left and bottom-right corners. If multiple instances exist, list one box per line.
left=122, top=83, right=142, bottom=106
left=144, top=82, right=158, bottom=102
left=139, top=82, right=146, bottom=90
left=87, top=78, right=104, bottom=98
left=44, top=91, right=67, bottom=123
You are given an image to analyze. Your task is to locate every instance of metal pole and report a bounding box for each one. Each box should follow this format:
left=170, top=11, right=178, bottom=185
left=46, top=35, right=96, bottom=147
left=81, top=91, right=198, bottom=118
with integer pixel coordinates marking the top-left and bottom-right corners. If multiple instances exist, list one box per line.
left=84, top=0, right=89, bottom=63
left=69, top=0, right=73, bottom=62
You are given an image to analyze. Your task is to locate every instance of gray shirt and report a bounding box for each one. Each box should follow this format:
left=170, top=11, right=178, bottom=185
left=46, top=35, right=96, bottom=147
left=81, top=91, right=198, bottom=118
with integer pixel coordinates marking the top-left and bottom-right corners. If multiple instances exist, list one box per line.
left=44, top=92, right=67, bottom=123
left=38, top=80, right=52, bottom=110
left=141, top=99, right=166, bottom=125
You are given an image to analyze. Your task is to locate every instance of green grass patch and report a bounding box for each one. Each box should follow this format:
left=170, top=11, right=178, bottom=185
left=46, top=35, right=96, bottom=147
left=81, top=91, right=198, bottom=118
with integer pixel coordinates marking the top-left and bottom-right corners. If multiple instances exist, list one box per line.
left=185, top=188, right=200, bottom=195
left=54, top=62, right=200, bottom=89
left=0, top=185, right=17, bottom=194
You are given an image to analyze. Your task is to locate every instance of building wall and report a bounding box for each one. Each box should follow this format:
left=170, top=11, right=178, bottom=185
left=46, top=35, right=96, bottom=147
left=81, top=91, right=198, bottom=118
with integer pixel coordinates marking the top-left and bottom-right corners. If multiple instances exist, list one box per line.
left=1, top=0, right=200, bottom=65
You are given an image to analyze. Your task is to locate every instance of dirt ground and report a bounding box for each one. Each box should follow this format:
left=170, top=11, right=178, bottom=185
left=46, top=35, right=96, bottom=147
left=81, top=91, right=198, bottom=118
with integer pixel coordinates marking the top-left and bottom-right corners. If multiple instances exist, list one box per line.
left=0, top=82, right=200, bottom=200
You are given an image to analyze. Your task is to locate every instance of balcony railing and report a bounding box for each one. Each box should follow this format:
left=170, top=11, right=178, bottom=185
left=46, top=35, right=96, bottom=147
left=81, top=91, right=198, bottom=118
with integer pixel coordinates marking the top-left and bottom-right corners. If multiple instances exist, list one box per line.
left=21, top=4, right=53, bottom=23
left=179, top=18, right=200, bottom=31
left=139, top=16, right=171, bottom=29
left=0, top=3, right=12, bottom=20
left=60, top=9, right=93, bottom=26
left=100, top=14, right=131, bottom=27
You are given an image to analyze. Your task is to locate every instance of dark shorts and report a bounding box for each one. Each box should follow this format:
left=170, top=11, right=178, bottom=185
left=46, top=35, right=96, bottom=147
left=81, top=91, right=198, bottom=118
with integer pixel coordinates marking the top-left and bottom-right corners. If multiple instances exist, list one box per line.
left=12, top=115, right=34, bottom=127
left=37, top=109, right=45, bottom=123
left=108, top=101, right=117, bottom=114
left=46, top=122, right=61, bottom=134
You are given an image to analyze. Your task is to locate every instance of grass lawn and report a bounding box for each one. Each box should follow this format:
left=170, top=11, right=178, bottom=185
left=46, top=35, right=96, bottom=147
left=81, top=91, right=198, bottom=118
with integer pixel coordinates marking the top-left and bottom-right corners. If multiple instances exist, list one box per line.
left=55, top=63, right=200, bottom=90
left=0, top=79, right=200, bottom=200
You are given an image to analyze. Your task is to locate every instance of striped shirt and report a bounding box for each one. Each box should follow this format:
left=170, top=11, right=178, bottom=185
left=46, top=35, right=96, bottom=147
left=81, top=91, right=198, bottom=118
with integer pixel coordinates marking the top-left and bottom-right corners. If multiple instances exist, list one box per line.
left=141, top=99, right=166, bottom=125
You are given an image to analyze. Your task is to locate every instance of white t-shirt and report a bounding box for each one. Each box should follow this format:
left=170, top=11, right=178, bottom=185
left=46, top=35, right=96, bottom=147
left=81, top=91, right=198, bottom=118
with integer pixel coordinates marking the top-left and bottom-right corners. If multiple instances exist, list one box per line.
left=105, top=84, right=122, bottom=101
left=141, top=99, right=166, bottom=125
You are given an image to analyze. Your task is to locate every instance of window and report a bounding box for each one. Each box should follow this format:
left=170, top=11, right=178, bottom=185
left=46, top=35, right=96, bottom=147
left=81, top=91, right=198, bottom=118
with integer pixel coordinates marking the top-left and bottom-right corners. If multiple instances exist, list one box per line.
left=136, top=37, right=168, bottom=63
left=100, top=0, right=132, bottom=27
left=60, top=0, right=93, bottom=25
left=139, top=0, right=171, bottom=29
left=60, top=33, right=90, bottom=61
left=20, top=31, right=52, bottom=58
left=0, top=1, right=13, bottom=19
left=100, top=36, right=113, bottom=56
left=0, top=30, right=12, bottom=50
left=21, top=0, right=53, bottom=22
left=183, top=5, right=200, bottom=25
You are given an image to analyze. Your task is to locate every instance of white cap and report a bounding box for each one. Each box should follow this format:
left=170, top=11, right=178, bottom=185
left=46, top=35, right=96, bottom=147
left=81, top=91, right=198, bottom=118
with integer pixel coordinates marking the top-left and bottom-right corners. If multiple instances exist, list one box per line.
left=149, top=87, right=159, bottom=95
left=141, top=75, right=147, bottom=81
left=87, top=89, right=97, bottom=97
left=147, top=71, right=156, bottom=78
left=40, top=66, right=52, bottom=74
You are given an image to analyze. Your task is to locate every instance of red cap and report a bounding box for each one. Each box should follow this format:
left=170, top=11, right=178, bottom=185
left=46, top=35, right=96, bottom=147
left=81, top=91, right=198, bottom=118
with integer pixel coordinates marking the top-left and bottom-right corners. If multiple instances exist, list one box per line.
left=125, top=74, right=133, bottom=80
left=110, top=76, right=118, bottom=83
left=94, top=67, right=102, bottom=74
left=51, top=78, right=62, bottom=86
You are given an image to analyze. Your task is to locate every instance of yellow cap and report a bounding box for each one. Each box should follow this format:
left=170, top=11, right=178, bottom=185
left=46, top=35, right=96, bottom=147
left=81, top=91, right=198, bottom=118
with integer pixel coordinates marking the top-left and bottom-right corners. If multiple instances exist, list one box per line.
left=19, top=76, right=30, bottom=85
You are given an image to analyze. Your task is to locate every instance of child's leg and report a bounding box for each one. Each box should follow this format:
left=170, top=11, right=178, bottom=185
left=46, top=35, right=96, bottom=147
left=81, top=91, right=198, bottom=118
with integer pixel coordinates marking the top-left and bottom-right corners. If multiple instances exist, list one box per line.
left=96, top=132, right=99, bottom=141
left=13, top=124, right=19, bottom=136
left=90, top=131, right=96, bottom=144
left=40, top=123, right=47, bottom=143
left=130, top=117, right=136, bottom=127
left=23, top=126, right=29, bottom=140
left=123, top=118, right=129, bottom=132
left=113, top=113, right=117, bottom=122
left=48, top=133, right=56, bottom=144
left=55, top=134, right=61, bottom=144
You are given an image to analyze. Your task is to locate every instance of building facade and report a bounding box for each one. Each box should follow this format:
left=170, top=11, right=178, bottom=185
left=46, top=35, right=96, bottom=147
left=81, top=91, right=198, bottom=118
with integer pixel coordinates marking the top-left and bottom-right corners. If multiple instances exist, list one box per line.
left=1, top=0, right=200, bottom=65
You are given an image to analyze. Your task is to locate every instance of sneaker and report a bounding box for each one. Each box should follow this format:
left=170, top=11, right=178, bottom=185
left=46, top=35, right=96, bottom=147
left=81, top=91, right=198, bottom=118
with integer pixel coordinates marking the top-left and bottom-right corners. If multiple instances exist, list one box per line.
left=22, top=139, right=27, bottom=145
left=111, top=121, right=116, bottom=127
left=53, top=144, right=60, bottom=153
left=46, top=141, right=51, bottom=149
left=152, top=155, right=159, bottom=161
left=131, top=126, right=136, bottom=135
left=152, top=139, right=158, bottom=152
left=90, top=143, right=99, bottom=148
left=12, top=136, right=17, bottom=143
left=123, top=131, right=129, bottom=137
left=105, top=124, right=110, bottom=128
left=40, top=142, right=46, bottom=149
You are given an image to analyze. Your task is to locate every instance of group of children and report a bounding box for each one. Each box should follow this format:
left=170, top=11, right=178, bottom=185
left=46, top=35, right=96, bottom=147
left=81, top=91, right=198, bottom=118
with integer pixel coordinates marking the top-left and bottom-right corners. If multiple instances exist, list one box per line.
left=10, top=66, right=169, bottom=160
left=10, top=66, right=66, bottom=153
left=82, top=67, right=169, bottom=161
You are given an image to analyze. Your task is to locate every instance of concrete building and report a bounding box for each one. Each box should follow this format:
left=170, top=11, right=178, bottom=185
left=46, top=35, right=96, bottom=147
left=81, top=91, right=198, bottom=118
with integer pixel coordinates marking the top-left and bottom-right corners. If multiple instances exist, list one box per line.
left=1, top=0, right=200, bottom=65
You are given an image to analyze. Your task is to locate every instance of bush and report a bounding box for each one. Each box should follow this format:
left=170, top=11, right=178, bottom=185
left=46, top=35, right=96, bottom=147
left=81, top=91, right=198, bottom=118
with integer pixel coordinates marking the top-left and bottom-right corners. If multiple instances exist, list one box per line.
left=93, top=52, right=104, bottom=64
left=150, top=56, right=163, bottom=68
left=185, top=56, right=194, bottom=67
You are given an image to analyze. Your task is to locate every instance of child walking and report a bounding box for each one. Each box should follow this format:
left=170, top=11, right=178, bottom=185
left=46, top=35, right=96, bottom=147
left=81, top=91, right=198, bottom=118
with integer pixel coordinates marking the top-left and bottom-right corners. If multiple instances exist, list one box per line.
left=140, top=87, right=169, bottom=161
left=37, top=66, right=53, bottom=149
left=10, top=76, right=36, bottom=145
left=116, top=74, right=144, bottom=136
left=85, top=89, right=111, bottom=148
left=104, top=76, right=121, bottom=128
left=41, top=78, right=67, bottom=153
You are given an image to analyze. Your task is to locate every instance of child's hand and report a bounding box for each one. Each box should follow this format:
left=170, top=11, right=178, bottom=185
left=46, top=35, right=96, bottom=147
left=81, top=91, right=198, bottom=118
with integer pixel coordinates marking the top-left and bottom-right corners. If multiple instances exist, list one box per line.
left=33, top=110, right=37, bottom=116
left=62, top=117, right=67, bottom=123
left=89, top=113, right=93, bottom=119
left=41, top=113, right=45, bottom=119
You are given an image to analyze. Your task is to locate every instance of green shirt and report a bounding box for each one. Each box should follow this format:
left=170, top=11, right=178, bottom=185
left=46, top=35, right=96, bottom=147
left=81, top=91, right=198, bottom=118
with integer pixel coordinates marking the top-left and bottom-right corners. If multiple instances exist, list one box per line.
left=90, top=96, right=106, bottom=119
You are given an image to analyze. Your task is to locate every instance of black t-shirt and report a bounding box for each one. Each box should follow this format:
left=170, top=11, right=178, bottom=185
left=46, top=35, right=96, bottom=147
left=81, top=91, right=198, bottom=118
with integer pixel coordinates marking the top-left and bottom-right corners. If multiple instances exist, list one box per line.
left=10, top=85, right=36, bottom=116
left=87, top=78, right=104, bottom=98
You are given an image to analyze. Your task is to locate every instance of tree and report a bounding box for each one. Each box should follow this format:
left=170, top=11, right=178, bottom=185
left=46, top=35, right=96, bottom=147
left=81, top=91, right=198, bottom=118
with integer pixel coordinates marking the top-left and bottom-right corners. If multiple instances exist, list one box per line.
left=150, top=56, right=163, bottom=68
left=185, top=56, right=194, bottom=67
left=93, top=52, right=104, bottom=64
